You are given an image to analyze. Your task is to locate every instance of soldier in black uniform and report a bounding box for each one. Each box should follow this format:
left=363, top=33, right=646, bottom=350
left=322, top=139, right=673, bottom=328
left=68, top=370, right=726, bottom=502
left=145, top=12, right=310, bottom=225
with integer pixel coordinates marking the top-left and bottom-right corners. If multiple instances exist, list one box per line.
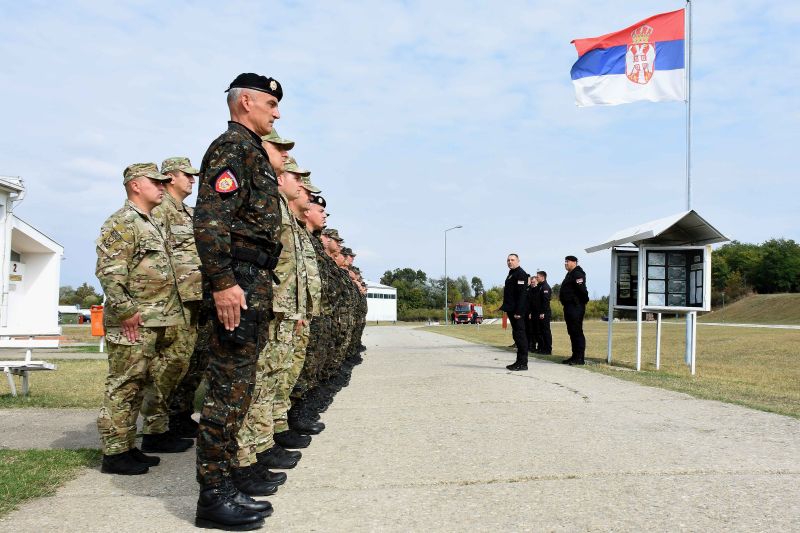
left=500, top=254, right=529, bottom=371
left=532, top=270, right=552, bottom=355
left=192, top=73, right=285, bottom=530
left=525, top=276, right=539, bottom=353
left=559, top=256, right=589, bottom=365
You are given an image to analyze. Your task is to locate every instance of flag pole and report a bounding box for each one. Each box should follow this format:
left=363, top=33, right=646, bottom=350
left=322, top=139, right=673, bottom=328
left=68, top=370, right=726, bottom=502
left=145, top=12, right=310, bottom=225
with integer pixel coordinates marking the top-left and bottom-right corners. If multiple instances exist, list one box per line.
left=685, top=0, right=692, bottom=210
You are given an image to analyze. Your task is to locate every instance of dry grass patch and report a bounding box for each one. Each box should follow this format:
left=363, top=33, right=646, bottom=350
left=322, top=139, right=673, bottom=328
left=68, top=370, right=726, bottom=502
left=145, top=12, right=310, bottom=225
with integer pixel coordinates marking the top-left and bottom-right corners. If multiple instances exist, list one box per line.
left=423, top=321, right=800, bottom=418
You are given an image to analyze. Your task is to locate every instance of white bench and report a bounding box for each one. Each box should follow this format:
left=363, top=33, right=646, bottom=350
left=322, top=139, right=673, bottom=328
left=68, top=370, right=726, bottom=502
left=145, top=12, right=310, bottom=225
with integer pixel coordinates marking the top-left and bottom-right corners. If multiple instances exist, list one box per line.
left=0, top=336, right=59, bottom=397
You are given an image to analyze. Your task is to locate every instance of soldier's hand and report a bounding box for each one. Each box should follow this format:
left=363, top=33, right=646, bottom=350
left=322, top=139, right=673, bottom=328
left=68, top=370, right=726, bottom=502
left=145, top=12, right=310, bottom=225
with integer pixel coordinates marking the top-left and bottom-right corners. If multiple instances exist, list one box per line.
left=121, top=312, right=143, bottom=343
left=295, top=319, right=306, bottom=335
left=213, top=285, right=248, bottom=331
left=513, top=314, right=521, bottom=319
left=539, top=313, right=545, bottom=320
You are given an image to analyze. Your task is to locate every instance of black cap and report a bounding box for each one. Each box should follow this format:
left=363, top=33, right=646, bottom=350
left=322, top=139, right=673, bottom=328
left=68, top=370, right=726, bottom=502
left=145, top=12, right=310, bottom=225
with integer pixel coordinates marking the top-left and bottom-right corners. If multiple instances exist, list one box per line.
left=565, top=255, right=579, bottom=262
left=225, top=73, right=283, bottom=101
left=310, top=195, right=327, bottom=208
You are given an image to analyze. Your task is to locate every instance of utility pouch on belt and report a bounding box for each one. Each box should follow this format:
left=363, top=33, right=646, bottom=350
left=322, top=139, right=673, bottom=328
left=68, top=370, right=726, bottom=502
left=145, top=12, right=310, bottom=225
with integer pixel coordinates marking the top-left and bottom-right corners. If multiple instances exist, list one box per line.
left=218, top=308, right=259, bottom=346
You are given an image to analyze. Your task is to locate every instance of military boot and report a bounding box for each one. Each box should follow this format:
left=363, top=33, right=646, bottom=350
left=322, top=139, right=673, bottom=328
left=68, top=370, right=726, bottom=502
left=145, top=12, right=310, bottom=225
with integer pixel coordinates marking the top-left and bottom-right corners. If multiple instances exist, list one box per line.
left=256, top=445, right=300, bottom=469
left=101, top=451, right=149, bottom=475
left=196, top=483, right=265, bottom=530
left=128, top=447, right=160, bottom=466
left=141, top=431, right=194, bottom=453
left=169, top=410, right=199, bottom=439
left=252, top=462, right=288, bottom=485
left=274, top=429, right=312, bottom=449
left=231, top=466, right=280, bottom=496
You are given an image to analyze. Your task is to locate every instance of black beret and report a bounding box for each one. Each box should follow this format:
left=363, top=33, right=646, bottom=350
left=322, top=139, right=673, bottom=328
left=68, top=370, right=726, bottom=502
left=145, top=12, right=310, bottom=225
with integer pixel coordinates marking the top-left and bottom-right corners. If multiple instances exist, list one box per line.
left=565, top=255, right=579, bottom=262
left=225, top=73, right=283, bottom=101
left=310, top=195, right=327, bottom=208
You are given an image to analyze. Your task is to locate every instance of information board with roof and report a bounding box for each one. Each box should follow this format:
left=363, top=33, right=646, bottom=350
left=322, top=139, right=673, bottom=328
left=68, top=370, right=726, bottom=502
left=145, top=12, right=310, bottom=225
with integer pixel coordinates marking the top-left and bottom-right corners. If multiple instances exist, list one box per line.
left=586, top=210, right=728, bottom=374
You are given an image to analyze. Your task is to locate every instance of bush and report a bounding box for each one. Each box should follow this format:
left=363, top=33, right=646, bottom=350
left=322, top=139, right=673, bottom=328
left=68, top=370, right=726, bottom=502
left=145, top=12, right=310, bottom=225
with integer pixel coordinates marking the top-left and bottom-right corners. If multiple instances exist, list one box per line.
left=398, top=307, right=447, bottom=322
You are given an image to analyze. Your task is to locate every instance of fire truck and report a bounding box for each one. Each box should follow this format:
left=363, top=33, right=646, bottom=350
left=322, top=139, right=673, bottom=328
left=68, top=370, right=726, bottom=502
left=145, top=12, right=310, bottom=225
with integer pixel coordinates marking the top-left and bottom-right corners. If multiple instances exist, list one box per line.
left=452, top=302, right=483, bottom=324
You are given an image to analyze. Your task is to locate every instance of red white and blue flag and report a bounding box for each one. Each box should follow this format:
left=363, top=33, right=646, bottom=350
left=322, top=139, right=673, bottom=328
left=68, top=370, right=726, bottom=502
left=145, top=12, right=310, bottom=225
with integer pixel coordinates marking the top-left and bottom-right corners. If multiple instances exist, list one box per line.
left=570, top=8, right=685, bottom=106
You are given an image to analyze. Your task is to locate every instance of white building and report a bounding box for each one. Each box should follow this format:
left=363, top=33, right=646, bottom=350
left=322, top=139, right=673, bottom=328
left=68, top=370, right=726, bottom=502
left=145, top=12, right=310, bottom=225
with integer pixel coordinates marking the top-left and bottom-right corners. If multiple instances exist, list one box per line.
left=0, top=177, right=63, bottom=335
left=365, top=280, right=397, bottom=322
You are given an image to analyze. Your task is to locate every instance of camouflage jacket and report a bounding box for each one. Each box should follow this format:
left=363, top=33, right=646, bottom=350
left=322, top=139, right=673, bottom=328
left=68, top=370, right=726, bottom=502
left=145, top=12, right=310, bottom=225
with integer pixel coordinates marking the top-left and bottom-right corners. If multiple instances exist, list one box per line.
left=152, top=191, right=202, bottom=302
left=273, top=195, right=313, bottom=318
left=193, top=121, right=281, bottom=295
left=95, top=200, right=183, bottom=327
left=298, top=223, right=321, bottom=317
left=309, top=234, right=335, bottom=315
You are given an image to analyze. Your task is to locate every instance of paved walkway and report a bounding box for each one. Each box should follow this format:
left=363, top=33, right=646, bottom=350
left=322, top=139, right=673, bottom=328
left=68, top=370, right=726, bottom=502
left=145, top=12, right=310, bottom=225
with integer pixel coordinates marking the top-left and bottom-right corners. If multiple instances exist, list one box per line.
left=1, top=326, right=798, bottom=532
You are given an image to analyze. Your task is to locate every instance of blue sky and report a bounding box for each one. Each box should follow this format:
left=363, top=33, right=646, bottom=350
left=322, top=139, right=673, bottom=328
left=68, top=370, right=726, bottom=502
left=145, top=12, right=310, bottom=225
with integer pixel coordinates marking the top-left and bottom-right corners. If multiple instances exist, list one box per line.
left=2, top=1, right=798, bottom=297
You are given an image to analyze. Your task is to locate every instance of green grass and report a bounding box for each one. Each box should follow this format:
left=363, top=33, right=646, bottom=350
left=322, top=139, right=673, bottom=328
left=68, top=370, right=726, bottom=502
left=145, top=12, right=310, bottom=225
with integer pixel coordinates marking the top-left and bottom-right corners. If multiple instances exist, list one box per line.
left=0, top=360, right=106, bottom=408
left=0, top=449, right=101, bottom=517
left=424, top=321, right=800, bottom=418
left=701, top=293, right=800, bottom=325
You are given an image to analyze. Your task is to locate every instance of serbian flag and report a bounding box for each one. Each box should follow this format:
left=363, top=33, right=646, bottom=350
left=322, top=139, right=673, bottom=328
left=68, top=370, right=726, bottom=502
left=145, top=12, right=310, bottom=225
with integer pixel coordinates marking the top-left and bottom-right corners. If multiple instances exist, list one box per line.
left=570, top=9, right=685, bottom=106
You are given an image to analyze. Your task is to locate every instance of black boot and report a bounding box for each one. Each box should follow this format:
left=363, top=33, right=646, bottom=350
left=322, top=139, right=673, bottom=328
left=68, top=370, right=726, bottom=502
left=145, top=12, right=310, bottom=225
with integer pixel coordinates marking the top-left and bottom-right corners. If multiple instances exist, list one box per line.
left=568, top=356, right=585, bottom=366
left=256, top=445, right=300, bottom=469
left=141, top=431, right=194, bottom=453
left=252, top=462, right=288, bottom=485
left=562, top=356, right=576, bottom=365
left=196, top=483, right=265, bottom=530
left=101, top=451, right=149, bottom=475
left=128, top=447, right=160, bottom=466
left=169, top=410, right=199, bottom=439
left=274, top=429, right=312, bottom=449
left=231, top=466, right=280, bottom=496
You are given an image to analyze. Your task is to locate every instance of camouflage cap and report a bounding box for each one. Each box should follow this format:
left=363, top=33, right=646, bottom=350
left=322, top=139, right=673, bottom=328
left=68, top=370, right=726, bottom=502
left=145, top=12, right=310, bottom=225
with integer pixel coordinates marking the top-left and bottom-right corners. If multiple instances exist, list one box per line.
left=160, top=157, right=199, bottom=175
left=283, top=156, right=310, bottom=177
left=300, top=174, right=321, bottom=194
left=341, top=247, right=356, bottom=257
left=322, top=228, right=344, bottom=242
left=351, top=266, right=362, bottom=274
left=261, top=128, right=295, bottom=150
left=123, top=163, right=171, bottom=185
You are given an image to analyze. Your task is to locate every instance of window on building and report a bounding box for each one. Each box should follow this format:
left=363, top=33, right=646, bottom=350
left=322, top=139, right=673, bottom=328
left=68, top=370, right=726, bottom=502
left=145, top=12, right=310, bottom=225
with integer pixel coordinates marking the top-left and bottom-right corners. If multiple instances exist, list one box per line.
left=10, top=250, right=21, bottom=262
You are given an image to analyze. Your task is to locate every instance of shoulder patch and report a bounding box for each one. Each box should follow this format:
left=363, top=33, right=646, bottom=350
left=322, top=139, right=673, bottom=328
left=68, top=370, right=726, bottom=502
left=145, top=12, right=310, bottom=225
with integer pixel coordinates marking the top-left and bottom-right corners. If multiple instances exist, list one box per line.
left=517, top=280, right=525, bottom=285
left=576, top=278, right=584, bottom=284
left=102, top=230, right=123, bottom=249
left=214, top=169, right=239, bottom=193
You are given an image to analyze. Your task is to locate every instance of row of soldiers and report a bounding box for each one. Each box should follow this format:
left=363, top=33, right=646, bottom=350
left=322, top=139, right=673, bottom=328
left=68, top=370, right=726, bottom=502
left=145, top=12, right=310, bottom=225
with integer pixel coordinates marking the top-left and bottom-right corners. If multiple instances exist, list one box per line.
left=94, top=72, right=367, bottom=530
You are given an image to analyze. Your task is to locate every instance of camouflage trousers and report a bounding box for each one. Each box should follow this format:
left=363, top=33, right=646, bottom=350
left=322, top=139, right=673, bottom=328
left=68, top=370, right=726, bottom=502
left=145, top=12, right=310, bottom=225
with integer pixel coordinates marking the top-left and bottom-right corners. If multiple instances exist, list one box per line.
left=196, top=310, right=268, bottom=487
left=170, top=310, right=212, bottom=416
left=140, top=306, right=198, bottom=434
left=97, top=324, right=183, bottom=455
left=295, top=315, right=332, bottom=395
left=235, top=316, right=294, bottom=467
left=273, top=319, right=310, bottom=432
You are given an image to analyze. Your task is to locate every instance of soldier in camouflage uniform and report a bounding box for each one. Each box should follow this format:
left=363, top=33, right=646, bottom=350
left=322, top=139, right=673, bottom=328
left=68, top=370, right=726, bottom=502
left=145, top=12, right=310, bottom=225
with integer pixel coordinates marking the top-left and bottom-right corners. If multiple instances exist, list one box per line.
left=192, top=73, right=283, bottom=530
left=293, top=197, right=338, bottom=417
left=233, top=156, right=313, bottom=483
left=276, top=170, right=323, bottom=440
left=95, top=163, right=179, bottom=476
left=138, top=157, right=203, bottom=454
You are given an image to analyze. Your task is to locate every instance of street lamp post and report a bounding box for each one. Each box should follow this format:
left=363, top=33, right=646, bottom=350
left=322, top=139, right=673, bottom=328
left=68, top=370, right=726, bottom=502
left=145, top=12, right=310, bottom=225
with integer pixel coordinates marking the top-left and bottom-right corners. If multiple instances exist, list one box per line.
left=444, top=225, right=463, bottom=325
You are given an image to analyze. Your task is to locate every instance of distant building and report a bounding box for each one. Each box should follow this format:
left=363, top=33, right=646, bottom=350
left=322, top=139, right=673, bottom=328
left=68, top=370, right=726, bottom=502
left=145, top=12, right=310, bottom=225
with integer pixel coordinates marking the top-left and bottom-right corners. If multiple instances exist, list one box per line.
left=0, top=176, right=63, bottom=335
left=365, top=280, right=397, bottom=322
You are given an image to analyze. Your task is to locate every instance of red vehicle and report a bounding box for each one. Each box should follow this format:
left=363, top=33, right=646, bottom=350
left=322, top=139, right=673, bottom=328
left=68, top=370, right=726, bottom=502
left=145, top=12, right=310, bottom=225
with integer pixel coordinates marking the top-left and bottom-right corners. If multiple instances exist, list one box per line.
left=452, top=302, right=483, bottom=324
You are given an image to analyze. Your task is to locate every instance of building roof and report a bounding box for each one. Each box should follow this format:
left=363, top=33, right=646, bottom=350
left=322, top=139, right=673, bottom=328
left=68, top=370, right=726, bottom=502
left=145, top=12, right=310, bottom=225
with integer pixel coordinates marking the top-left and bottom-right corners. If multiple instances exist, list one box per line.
left=585, top=210, right=729, bottom=253
left=364, top=280, right=397, bottom=291
left=0, top=176, right=24, bottom=194
left=12, top=215, right=64, bottom=254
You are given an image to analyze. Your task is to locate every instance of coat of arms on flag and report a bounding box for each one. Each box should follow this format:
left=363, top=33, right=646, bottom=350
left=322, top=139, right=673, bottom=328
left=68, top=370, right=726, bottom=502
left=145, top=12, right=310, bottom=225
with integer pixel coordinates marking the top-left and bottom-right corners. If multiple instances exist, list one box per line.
left=570, top=9, right=686, bottom=106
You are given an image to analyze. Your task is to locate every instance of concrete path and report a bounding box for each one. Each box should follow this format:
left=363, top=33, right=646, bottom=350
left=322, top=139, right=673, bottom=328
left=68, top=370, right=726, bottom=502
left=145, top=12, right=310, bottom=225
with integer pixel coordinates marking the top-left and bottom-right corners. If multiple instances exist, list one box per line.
left=1, top=326, right=798, bottom=532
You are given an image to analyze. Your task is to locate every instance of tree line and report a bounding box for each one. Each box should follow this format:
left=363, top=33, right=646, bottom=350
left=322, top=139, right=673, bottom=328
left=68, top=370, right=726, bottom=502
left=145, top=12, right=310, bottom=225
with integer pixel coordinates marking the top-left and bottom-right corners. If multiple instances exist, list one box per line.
left=59, top=282, right=103, bottom=308
left=711, top=238, right=800, bottom=304
left=380, top=267, right=608, bottom=321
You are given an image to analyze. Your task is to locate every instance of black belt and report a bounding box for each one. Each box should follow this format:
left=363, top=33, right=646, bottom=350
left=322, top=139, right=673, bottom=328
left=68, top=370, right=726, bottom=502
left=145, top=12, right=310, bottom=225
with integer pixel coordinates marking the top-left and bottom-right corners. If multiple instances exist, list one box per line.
left=231, top=245, right=281, bottom=270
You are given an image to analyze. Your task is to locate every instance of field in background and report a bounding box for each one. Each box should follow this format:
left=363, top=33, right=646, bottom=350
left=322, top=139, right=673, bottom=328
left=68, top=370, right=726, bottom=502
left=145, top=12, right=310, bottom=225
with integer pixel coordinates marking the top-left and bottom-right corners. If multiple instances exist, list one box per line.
left=423, top=321, right=800, bottom=418
left=700, top=293, right=800, bottom=325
